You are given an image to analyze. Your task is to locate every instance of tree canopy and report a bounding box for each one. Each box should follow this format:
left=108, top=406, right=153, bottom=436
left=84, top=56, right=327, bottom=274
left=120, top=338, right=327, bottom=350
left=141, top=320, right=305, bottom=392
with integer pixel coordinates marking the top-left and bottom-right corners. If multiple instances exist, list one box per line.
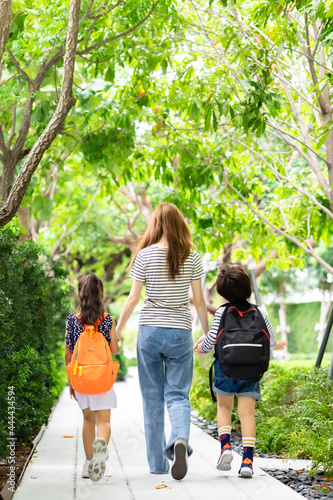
left=1, top=0, right=333, bottom=283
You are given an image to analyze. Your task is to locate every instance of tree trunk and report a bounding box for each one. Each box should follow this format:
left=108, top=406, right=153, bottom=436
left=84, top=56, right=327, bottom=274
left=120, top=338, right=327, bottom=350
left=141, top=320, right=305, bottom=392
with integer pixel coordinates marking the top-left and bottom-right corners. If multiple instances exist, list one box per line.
left=278, top=279, right=289, bottom=356
left=0, top=0, right=11, bottom=64
left=317, top=288, right=333, bottom=351
left=0, top=157, right=16, bottom=202
left=0, top=0, right=81, bottom=228
left=17, top=206, right=39, bottom=242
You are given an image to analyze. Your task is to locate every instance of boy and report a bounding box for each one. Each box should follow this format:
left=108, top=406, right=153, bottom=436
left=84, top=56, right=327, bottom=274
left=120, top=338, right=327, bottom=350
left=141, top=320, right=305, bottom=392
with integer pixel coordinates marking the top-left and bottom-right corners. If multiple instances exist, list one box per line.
left=194, top=264, right=276, bottom=478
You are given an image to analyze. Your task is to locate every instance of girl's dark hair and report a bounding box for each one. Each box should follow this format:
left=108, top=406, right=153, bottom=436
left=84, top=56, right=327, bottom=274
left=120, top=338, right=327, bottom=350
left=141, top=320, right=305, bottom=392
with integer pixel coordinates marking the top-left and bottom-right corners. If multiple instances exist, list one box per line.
left=78, top=274, right=104, bottom=325
left=216, top=264, right=252, bottom=303
left=130, top=202, right=194, bottom=280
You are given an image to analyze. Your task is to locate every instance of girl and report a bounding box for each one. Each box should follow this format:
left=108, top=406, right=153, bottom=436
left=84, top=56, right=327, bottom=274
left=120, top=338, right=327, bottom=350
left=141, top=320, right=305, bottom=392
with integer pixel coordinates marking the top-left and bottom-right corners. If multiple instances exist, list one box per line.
left=116, top=202, right=209, bottom=480
left=194, top=264, right=276, bottom=478
left=65, top=273, right=121, bottom=482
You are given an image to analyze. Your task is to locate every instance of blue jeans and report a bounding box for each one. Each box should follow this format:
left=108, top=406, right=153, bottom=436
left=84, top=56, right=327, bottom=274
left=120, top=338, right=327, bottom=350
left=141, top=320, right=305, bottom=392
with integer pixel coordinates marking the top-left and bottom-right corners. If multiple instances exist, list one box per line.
left=137, top=325, right=193, bottom=473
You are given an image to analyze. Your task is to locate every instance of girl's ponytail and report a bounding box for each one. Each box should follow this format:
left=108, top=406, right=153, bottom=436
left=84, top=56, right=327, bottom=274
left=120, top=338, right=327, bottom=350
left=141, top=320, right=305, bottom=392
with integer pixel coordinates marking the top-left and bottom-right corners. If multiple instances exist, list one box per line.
left=78, top=274, right=104, bottom=325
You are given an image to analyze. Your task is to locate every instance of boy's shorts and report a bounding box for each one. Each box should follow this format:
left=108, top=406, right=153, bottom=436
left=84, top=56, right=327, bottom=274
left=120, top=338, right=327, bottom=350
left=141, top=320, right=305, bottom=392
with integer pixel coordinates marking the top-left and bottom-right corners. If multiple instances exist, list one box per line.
left=213, top=359, right=261, bottom=401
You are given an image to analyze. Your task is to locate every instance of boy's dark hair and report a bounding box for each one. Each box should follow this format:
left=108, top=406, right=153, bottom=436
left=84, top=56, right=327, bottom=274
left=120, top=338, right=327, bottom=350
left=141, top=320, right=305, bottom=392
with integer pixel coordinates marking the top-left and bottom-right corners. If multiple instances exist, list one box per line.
left=216, top=264, right=252, bottom=303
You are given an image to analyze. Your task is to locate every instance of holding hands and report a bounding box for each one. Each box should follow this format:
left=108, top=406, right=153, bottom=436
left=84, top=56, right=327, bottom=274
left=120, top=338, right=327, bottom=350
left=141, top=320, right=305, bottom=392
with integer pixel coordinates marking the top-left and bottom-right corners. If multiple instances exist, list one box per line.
left=193, top=334, right=206, bottom=355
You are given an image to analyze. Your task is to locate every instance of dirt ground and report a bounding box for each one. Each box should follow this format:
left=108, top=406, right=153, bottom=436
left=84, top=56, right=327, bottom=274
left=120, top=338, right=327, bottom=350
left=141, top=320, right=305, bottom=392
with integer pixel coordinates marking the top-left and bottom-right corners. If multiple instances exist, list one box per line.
left=0, top=436, right=36, bottom=492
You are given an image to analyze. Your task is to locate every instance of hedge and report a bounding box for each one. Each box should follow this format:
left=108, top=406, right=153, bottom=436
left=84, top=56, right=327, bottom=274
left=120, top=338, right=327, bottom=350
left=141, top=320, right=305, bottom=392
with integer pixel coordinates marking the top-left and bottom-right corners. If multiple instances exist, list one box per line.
left=266, top=302, right=333, bottom=354
left=0, top=223, right=70, bottom=456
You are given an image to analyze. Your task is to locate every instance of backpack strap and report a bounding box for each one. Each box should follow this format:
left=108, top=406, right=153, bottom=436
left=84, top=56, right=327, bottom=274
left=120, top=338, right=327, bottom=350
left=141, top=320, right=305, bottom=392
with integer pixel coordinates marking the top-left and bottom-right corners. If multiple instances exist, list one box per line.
left=235, top=376, right=262, bottom=394
left=217, top=303, right=231, bottom=330
left=209, top=362, right=217, bottom=403
left=250, top=304, right=269, bottom=335
left=214, top=303, right=231, bottom=359
left=75, top=312, right=109, bottom=329
left=210, top=304, right=231, bottom=402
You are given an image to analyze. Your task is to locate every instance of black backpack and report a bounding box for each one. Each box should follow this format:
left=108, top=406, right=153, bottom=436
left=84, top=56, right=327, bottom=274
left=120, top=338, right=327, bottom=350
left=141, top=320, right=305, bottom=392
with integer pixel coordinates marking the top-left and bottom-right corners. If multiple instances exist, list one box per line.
left=209, top=301, right=270, bottom=402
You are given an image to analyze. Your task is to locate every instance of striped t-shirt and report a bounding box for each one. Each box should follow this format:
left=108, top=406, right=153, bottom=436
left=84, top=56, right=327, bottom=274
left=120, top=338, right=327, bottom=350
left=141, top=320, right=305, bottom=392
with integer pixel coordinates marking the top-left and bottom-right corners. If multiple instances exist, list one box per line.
left=201, top=304, right=276, bottom=352
left=129, top=245, right=204, bottom=330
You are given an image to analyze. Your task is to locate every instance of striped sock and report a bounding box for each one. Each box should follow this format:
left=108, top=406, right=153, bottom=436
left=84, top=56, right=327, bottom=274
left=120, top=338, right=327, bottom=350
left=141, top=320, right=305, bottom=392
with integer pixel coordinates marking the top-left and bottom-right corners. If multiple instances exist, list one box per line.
left=218, top=426, right=231, bottom=451
left=242, top=437, right=255, bottom=465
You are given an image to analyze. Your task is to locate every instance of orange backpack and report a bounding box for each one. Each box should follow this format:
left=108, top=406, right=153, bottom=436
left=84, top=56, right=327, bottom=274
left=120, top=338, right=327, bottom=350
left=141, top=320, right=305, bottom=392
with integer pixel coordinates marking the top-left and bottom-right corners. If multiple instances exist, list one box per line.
left=66, top=313, right=120, bottom=394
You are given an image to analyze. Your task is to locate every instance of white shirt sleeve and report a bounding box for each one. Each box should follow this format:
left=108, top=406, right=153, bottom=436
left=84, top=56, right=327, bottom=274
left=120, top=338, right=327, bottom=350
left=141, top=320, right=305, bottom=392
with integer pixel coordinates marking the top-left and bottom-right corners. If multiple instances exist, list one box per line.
left=129, top=251, right=146, bottom=283
left=258, top=306, right=276, bottom=348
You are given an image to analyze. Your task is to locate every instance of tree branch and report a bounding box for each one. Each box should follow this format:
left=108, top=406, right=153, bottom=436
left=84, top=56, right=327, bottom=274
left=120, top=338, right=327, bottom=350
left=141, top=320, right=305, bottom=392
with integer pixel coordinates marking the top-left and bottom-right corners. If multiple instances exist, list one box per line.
left=54, top=65, right=59, bottom=102
left=88, top=0, right=125, bottom=20
left=51, top=181, right=101, bottom=258
left=7, top=49, right=33, bottom=91
left=0, top=0, right=11, bottom=64
left=11, top=97, right=34, bottom=163
left=33, top=48, right=66, bottom=92
left=79, top=0, right=95, bottom=24
left=77, top=0, right=160, bottom=55
left=266, top=122, right=332, bottom=205
left=223, top=173, right=333, bottom=275
left=0, top=0, right=81, bottom=227
left=229, top=136, right=333, bottom=221
left=6, top=106, right=16, bottom=147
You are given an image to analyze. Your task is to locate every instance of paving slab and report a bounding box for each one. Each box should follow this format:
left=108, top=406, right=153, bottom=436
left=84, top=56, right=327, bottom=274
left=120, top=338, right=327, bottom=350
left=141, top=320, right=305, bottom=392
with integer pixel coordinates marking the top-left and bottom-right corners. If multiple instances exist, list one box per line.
left=13, top=368, right=304, bottom=500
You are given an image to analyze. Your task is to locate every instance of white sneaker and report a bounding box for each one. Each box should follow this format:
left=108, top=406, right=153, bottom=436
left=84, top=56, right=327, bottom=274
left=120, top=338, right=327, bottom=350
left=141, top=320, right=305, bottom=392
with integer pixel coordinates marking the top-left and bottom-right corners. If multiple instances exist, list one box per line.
left=238, top=458, right=254, bottom=478
left=88, top=438, right=108, bottom=482
left=82, top=459, right=90, bottom=478
left=216, top=447, right=233, bottom=471
left=171, top=439, right=188, bottom=481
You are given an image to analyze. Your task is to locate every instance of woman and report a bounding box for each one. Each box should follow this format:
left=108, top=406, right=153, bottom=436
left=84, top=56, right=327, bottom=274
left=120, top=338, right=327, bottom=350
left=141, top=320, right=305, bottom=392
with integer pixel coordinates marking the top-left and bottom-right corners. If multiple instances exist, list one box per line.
left=116, top=203, right=209, bottom=480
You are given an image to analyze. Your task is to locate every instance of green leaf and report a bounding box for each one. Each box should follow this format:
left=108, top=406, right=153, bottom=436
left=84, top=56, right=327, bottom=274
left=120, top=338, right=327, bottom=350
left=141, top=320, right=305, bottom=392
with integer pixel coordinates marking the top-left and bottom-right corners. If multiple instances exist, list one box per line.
left=276, top=42, right=284, bottom=56
left=105, top=66, right=115, bottom=84
left=32, top=195, right=45, bottom=211
left=37, top=208, right=52, bottom=221
left=190, top=101, right=199, bottom=122
left=212, top=110, right=218, bottom=131
left=37, top=198, right=52, bottom=221
left=204, top=107, right=212, bottom=131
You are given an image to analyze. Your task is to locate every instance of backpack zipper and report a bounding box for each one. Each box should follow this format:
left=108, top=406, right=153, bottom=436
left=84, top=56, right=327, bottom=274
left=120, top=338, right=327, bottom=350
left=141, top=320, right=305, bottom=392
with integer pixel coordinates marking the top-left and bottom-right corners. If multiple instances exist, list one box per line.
left=73, top=338, right=80, bottom=374
left=105, top=342, right=109, bottom=363
left=223, top=343, right=263, bottom=348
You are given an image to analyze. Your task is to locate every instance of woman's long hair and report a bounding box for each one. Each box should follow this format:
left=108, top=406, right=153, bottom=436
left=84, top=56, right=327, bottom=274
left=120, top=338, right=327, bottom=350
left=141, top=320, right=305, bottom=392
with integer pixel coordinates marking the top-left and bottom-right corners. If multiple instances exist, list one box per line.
left=78, top=274, right=104, bottom=325
left=130, top=203, right=194, bottom=280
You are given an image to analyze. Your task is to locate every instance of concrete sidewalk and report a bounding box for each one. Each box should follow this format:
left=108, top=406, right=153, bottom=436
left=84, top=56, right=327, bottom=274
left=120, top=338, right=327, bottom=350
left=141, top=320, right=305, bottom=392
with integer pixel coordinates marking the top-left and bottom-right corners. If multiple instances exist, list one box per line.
left=13, top=368, right=306, bottom=500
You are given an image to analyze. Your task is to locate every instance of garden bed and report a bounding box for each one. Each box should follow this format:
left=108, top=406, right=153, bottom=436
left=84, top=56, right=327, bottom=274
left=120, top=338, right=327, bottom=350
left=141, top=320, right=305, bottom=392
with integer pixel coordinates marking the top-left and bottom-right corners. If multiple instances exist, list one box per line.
left=0, top=427, right=43, bottom=499
left=191, top=414, right=333, bottom=500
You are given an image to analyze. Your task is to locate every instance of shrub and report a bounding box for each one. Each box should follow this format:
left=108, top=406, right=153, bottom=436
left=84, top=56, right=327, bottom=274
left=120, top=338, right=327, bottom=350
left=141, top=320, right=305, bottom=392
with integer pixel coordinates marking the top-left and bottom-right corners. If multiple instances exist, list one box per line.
left=190, top=351, right=217, bottom=422
left=266, top=302, right=333, bottom=354
left=257, top=366, right=333, bottom=477
left=0, top=223, right=70, bottom=456
left=113, top=351, right=128, bottom=381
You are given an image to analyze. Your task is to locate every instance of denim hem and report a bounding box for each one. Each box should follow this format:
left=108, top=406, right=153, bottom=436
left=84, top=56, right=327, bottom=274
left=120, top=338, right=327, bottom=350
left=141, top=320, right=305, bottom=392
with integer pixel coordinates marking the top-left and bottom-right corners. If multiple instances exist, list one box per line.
left=165, top=441, right=193, bottom=460
left=212, top=384, right=261, bottom=402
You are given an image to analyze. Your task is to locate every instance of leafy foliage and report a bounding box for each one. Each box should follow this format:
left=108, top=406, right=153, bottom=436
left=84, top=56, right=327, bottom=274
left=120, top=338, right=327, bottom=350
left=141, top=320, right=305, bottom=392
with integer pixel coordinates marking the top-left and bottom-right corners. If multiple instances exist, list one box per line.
left=3, top=0, right=333, bottom=279
left=257, top=366, right=333, bottom=477
left=266, top=301, right=333, bottom=354
left=0, top=222, right=70, bottom=455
